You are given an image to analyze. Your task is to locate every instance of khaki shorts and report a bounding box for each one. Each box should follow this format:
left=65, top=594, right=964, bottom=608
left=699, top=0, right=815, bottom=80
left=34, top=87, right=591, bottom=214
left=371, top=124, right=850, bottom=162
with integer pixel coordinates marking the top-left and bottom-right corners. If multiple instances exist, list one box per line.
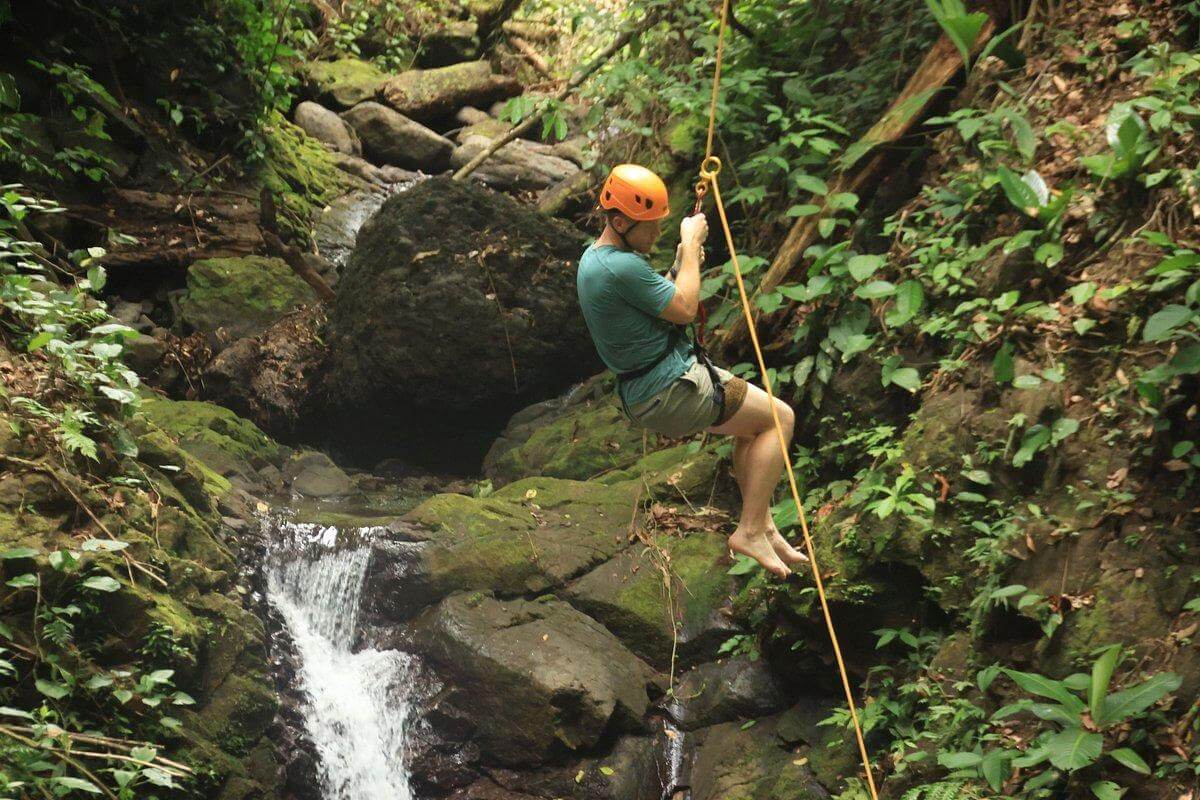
left=625, top=360, right=749, bottom=439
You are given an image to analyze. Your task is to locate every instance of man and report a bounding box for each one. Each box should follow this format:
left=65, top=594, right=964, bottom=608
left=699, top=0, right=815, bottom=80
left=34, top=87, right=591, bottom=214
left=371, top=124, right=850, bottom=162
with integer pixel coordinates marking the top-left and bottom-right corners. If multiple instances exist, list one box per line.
left=576, top=163, right=807, bottom=579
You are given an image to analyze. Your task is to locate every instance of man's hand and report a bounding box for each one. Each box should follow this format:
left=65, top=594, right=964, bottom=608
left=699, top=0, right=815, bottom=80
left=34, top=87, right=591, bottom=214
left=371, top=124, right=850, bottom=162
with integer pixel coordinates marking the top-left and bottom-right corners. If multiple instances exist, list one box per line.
left=680, top=213, right=709, bottom=249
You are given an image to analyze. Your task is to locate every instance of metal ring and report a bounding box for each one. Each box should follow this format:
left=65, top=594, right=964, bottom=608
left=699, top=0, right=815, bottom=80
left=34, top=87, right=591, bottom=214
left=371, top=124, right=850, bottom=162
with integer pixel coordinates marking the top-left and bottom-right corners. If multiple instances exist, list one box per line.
left=694, top=180, right=708, bottom=197
left=699, top=155, right=722, bottom=179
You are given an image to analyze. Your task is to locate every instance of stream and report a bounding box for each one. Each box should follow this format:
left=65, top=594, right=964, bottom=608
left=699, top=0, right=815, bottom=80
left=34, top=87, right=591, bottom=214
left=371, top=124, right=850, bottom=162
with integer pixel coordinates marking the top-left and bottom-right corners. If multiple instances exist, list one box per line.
left=264, top=516, right=418, bottom=799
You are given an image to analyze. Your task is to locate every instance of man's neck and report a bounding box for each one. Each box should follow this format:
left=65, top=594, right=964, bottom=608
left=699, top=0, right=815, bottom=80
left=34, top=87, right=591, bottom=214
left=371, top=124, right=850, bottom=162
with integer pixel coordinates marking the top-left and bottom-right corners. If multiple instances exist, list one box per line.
left=596, top=224, right=629, bottom=250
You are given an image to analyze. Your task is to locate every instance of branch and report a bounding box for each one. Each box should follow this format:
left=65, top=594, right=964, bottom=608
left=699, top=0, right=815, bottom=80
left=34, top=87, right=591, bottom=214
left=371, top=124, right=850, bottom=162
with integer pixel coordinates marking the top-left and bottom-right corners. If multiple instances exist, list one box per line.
left=259, top=188, right=336, bottom=303
left=508, top=34, right=552, bottom=80
left=453, top=13, right=659, bottom=182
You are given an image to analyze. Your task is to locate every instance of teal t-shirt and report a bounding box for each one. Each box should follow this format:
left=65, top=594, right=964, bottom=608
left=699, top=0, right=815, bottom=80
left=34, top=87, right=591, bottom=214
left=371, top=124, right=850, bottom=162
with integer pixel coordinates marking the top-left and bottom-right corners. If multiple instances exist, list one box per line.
left=576, top=244, right=695, bottom=406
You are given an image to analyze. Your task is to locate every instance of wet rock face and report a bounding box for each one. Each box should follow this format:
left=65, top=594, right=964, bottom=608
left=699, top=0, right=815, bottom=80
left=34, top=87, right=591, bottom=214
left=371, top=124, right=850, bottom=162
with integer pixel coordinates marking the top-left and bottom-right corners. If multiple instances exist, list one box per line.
left=318, top=176, right=599, bottom=466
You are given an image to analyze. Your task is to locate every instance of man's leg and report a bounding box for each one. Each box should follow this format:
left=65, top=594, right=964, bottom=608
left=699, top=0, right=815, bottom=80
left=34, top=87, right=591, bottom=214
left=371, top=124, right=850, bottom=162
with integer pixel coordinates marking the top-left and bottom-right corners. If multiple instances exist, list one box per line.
left=731, top=436, right=807, bottom=562
left=708, top=385, right=797, bottom=578
left=731, top=433, right=808, bottom=566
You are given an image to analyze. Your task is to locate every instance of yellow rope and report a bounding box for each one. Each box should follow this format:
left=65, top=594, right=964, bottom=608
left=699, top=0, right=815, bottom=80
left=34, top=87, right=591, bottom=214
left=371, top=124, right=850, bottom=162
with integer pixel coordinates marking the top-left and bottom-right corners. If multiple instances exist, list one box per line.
left=698, top=2, right=880, bottom=798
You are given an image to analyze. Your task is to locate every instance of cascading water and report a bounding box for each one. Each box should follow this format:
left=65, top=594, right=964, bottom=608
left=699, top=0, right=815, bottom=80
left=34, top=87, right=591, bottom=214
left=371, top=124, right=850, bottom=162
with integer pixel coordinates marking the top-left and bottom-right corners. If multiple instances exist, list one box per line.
left=661, top=698, right=688, bottom=800
left=265, top=518, right=415, bottom=800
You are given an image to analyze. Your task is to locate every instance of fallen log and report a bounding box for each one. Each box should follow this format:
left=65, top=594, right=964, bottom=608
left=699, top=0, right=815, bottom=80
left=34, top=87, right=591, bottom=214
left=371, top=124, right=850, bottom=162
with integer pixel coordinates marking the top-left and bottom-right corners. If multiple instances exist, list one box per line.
left=715, top=14, right=995, bottom=354
left=453, top=13, right=659, bottom=182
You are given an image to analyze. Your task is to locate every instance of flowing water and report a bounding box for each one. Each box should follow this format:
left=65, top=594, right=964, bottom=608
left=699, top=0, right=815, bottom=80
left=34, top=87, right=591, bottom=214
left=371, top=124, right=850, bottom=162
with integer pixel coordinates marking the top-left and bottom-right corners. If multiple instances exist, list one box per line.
left=265, top=518, right=415, bottom=800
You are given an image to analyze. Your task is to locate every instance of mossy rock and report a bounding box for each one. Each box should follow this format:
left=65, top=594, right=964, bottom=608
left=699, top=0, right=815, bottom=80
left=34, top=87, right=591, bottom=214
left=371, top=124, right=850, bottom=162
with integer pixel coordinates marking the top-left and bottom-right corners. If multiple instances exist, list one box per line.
left=598, top=442, right=723, bottom=500
left=366, top=476, right=637, bottom=620
left=142, top=398, right=281, bottom=488
left=563, top=530, right=735, bottom=667
left=304, top=57, right=389, bottom=108
left=258, top=112, right=358, bottom=243
left=380, top=60, right=520, bottom=122
left=179, top=256, right=316, bottom=343
left=136, top=429, right=230, bottom=509
left=483, top=381, right=654, bottom=485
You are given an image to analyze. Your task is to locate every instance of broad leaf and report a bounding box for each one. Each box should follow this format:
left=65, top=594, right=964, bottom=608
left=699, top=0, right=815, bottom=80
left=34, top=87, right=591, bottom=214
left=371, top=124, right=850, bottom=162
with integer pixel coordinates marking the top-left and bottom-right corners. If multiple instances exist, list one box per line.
left=1142, top=305, right=1193, bottom=342
left=1003, top=668, right=1086, bottom=713
left=1045, top=727, right=1103, bottom=771
left=1107, top=747, right=1150, bottom=775
left=1091, top=781, right=1125, bottom=800
left=847, top=254, right=884, bottom=281
left=1089, top=645, right=1121, bottom=723
left=1099, top=672, right=1181, bottom=725
left=886, top=280, right=925, bottom=327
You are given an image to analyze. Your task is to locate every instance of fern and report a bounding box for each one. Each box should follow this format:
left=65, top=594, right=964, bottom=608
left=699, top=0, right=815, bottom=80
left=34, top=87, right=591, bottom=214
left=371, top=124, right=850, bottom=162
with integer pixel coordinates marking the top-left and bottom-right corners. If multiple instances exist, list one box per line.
left=902, top=781, right=980, bottom=800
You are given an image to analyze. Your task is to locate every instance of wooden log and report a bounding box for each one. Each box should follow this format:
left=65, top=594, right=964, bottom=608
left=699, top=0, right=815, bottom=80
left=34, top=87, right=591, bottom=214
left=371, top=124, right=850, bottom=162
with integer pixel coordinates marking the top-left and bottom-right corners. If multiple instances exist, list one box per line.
left=259, top=188, right=336, bottom=303
left=715, top=15, right=995, bottom=353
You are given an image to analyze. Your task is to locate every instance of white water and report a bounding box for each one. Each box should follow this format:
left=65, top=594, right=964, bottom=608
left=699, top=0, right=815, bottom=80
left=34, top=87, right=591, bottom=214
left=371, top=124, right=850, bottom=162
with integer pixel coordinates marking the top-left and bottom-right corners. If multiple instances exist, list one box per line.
left=662, top=698, right=687, bottom=800
left=266, top=520, right=414, bottom=800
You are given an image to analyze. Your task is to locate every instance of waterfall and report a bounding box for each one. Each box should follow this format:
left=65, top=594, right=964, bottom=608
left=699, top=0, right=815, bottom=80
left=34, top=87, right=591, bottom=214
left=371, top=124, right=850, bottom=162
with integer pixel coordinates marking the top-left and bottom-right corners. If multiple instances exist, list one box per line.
left=265, top=519, right=414, bottom=800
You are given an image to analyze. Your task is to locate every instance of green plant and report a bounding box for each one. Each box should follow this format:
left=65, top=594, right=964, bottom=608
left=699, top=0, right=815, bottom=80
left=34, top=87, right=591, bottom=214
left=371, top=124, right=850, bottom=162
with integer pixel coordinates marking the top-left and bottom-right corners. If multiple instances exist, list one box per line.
left=940, top=647, right=1182, bottom=797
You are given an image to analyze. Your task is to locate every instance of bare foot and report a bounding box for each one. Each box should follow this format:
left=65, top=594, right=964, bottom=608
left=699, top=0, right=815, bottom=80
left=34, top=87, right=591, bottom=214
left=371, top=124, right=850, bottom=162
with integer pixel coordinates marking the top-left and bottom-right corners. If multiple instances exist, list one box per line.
left=767, top=527, right=810, bottom=566
left=729, top=527, right=791, bottom=579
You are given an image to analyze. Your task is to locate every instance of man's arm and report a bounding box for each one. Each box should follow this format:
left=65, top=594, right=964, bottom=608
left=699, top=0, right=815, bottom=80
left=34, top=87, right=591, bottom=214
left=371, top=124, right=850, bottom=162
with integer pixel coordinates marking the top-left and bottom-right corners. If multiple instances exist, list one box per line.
left=660, top=213, right=708, bottom=324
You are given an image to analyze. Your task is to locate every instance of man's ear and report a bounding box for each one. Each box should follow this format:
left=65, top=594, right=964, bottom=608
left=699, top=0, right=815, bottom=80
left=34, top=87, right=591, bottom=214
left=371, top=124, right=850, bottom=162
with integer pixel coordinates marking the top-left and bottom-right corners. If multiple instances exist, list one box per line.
left=609, top=214, right=632, bottom=234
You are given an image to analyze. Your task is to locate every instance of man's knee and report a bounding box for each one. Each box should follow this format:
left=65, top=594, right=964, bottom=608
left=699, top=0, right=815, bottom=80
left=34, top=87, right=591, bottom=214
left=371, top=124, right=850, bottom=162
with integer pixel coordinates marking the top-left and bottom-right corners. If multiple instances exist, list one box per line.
left=775, top=399, right=795, bottom=436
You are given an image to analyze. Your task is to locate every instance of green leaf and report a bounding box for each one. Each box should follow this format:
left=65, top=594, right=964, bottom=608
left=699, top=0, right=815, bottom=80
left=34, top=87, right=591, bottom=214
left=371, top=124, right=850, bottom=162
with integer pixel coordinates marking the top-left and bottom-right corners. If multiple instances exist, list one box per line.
left=0, top=72, right=19, bottom=110
left=1089, top=645, right=1121, bottom=723
left=996, top=166, right=1041, bottom=214
left=886, top=280, right=925, bottom=327
left=6, top=573, right=37, bottom=589
left=26, top=330, right=54, bottom=352
left=1013, top=425, right=1051, bottom=467
left=1091, top=781, right=1125, bottom=800
left=1107, top=747, right=1150, bottom=775
left=1003, top=668, right=1086, bottom=713
left=599, top=766, right=615, bottom=776
left=847, top=254, right=884, bottom=281
left=855, top=280, right=896, bottom=299
left=981, top=749, right=1008, bottom=791
left=888, top=368, right=921, bottom=393
left=786, top=204, right=821, bottom=218
left=82, top=576, right=120, bottom=592
left=36, top=678, right=70, bottom=700
left=1069, top=282, right=1097, bottom=305
left=938, top=751, right=982, bottom=770
left=926, top=1, right=989, bottom=69
left=727, top=555, right=760, bottom=576
left=1045, top=727, right=1103, bottom=771
left=993, top=342, right=1015, bottom=384
left=1013, top=374, right=1042, bottom=389
left=1142, top=305, right=1193, bottom=342
left=793, top=174, right=828, bottom=196
left=963, top=469, right=991, bottom=485
left=1, top=546, right=39, bottom=559
left=50, top=777, right=102, bottom=794
left=1099, top=672, right=1182, bottom=724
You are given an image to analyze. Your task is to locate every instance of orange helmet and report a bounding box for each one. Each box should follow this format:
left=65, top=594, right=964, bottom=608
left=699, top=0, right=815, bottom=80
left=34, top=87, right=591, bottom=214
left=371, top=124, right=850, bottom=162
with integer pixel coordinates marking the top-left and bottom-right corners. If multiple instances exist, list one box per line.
left=599, top=164, right=670, bottom=221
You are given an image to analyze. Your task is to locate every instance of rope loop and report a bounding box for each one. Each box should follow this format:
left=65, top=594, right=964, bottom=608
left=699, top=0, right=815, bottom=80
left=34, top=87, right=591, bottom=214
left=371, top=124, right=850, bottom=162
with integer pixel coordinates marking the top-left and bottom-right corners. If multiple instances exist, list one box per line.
left=699, top=155, right=722, bottom=179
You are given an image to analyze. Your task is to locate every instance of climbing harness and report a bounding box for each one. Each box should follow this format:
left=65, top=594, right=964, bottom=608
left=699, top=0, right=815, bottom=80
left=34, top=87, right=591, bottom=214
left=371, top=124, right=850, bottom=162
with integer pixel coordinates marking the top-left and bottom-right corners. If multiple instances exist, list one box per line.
left=695, top=1, right=880, bottom=797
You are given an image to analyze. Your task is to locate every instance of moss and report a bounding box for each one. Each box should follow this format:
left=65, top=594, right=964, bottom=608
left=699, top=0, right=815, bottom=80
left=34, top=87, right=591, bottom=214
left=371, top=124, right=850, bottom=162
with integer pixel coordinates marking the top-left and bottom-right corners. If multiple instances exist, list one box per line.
left=257, top=111, right=356, bottom=243
left=304, top=57, right=388, bottom=107
left=565, top=530, right=731, bottom=666
left=137, top=429, right=230, bottom=507
left=188, top=672, right=278, bottom=757
left=142, top=399, right=280, bottom=467
left=598, top=443, right=722, bottom=499
left=404, top=476, right=635, bottom=600
left=179, top=255, right=316, bottom=341
left=486, top=397, right=649, bottom=483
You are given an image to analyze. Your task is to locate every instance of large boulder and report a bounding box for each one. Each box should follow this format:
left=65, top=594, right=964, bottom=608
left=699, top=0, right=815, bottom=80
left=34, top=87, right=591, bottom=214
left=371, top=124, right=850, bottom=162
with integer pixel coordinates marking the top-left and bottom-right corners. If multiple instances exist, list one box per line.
left=675, top=656, right=790, bottom=731
left=178, top=256, right=316, bottom=345
left=294, top=100, right=361, bottom=155
left=380, top=61, right=520, bottom=122
left=340, top=102, right=453, bottom=170
left=451, top=133, right=580, bottom=191
left=318, top=176, right=599, bottom=462
left=409, top=592, right=655, bottom=766
left=304, top=57, right=388, bottom=108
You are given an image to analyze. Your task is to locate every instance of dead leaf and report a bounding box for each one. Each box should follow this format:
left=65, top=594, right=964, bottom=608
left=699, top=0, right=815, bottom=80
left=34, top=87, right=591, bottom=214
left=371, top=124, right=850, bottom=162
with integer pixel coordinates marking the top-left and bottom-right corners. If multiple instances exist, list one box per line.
left=1052, top=75, right=1069, bottom=93
left=1106, top=467, right=1128, bottom=489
